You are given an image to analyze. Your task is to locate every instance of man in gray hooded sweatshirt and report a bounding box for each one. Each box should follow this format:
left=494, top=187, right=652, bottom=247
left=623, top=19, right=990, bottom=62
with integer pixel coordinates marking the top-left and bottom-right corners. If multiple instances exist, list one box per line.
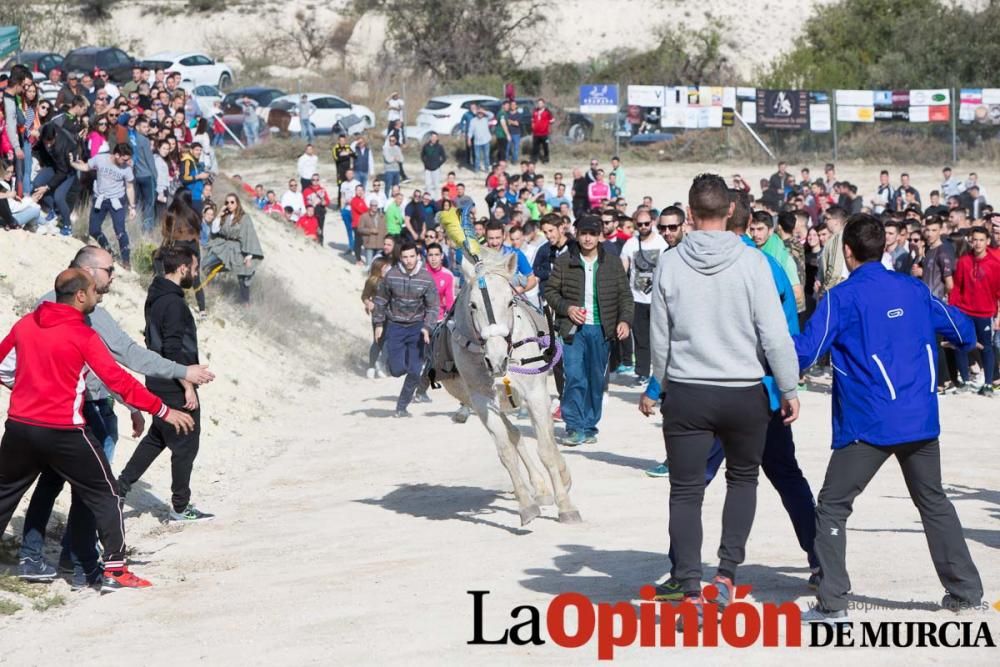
left=649, top=173, right=800, bottom=608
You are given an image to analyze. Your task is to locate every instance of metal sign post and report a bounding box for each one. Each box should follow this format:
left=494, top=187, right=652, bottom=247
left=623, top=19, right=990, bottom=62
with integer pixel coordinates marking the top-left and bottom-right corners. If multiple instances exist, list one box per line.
left=831, top=91, right=838, bottom=161
left=733, top=110, right=776, bottom=160
left=951, top=85, right=958, bottom=164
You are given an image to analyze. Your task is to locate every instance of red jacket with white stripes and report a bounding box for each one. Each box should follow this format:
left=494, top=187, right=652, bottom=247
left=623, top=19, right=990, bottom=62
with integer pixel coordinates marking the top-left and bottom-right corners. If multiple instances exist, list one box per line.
left=0, top=302, right=169, bottom=429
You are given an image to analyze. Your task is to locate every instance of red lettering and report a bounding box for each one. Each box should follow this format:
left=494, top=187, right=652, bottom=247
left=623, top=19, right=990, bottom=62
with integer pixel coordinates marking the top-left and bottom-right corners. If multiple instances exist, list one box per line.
left=597, top=602, right=638, bottom=660
left=547, top=593, right=595, bottom=648
left=762, top=602, right=801, bottom=647
left=720, top=601, right=761, bottom=648
left=638, top=585, right=657, bottom=647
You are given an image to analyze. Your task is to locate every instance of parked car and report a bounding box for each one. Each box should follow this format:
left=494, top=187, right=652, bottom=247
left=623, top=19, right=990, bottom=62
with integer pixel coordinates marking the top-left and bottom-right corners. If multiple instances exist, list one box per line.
left=62, top=46, right=134, bottom=83
left=414, top=94, right=499, bottom=140
left=141, top=51, right=234, bottom=90
left=480, top=98, right=594, bottom=144
left=219, top=86, right=286, bottom=135
left=180, top=82, right=224, bottom=118
left=266, top=93, right=375, bottom=136
left=1, top=52, right=64, bottom=77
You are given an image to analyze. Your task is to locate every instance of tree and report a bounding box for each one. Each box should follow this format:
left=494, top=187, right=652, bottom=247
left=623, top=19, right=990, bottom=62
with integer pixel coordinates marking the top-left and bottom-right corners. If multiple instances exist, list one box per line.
left=288, top=8, right=359, bottom=69
left=355, top=0, right=546, bottom=80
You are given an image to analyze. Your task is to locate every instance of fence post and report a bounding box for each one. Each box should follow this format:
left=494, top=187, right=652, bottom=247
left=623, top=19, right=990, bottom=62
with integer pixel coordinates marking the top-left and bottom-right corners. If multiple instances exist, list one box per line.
left=951, top=85, right=958, bottom=164
left=831, top=90, right=838, bottom=162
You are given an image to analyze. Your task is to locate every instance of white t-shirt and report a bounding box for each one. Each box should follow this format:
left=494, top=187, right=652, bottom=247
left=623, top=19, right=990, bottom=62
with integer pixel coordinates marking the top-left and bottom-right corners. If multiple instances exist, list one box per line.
left=582, top=256, right=598, bottom=325
left=340, top=179, right=360, bottom=207
left=620, top=233, right=668, bottom=304
left=387, top=97, right=404, bottom=122
left=280, top=190, right=305, bottom=217
left=297, top=153, right=319, bottom=180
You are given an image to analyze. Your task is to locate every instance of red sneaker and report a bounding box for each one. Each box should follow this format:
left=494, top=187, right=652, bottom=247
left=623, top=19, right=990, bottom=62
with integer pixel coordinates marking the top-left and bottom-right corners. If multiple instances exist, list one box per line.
left=103, top=566, right=153, bottom=590
left=552, top=405, right=563, bottom=422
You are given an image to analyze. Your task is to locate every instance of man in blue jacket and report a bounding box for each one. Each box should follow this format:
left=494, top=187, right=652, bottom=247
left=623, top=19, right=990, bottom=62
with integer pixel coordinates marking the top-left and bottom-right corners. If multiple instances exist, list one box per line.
left=796, top=214, right=983, bottom=623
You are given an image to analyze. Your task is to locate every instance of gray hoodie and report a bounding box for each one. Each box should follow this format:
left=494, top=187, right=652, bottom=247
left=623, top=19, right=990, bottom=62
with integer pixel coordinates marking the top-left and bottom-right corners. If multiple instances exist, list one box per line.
left=650, top=230, right=798, bottom=399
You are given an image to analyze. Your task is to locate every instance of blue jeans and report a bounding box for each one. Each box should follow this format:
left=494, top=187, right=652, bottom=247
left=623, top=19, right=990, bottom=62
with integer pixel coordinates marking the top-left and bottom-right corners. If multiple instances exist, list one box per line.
left=385, top=321, right=425, bottom=412
left=561, top=324, right=610, bottom=434
left=89, top=197, right=130, bottom=263
left=507, top=134, right=521, bottom=162
left=956, top=316, right=995, bottom=386
left=134, top=176, right=156, bottom=232
left=356, top=172, right=368, bottom=189
left=19, top=399, right=118, bottom=575
left=300, top=119, right=315, bottom=141
left=21, top=141, right=33, bottom=193
left=666, top=411, right=819, bottom=574
left=245, top=120, right=259, bottom=146
left=212, top=131, right=225, bottom=147
left=384, top=171, right=400, bottom=191
left=32, top=168, right=75, bottom=226
left=473, top=143, right=490, bottom=173
left=12, top=206, right=42, bottom=227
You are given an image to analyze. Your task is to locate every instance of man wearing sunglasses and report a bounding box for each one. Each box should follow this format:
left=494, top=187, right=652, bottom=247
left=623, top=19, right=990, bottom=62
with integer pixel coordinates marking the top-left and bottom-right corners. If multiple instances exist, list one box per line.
left=1, top=246, right=214, bottom=589
left=658, top=206, right=686, bottom=249
left=621, top=209, right=667, bottom=386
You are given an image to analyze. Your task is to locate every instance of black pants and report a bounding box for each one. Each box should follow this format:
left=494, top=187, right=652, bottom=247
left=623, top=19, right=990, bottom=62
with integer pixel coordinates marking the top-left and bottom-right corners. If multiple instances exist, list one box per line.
left=815, top=439, right=983, bottom=611
left=662, top=381, right=770, bottom=595
left=0, top=420, right=129, bottom=569
left=300, top=178, right=311, bottom=191
left=119, top=406, right=201, bottom=513
left=531, top=136, right=550, bottom=163
left=632, top=302, right=651, bottom=378
left=495, top=137, right=508, bottom=163
left=315, top=204, right=326, bottom=245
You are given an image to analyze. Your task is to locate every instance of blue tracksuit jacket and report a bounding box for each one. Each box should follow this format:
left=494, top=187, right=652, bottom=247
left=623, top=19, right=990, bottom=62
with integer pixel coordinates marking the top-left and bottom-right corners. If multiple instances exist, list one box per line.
left=794, top=261, right=974, bottom=449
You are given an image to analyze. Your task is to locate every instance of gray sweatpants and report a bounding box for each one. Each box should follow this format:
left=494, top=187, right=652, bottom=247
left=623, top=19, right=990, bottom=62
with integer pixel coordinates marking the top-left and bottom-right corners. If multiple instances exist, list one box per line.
left=815, top=439, right=983, bottom=611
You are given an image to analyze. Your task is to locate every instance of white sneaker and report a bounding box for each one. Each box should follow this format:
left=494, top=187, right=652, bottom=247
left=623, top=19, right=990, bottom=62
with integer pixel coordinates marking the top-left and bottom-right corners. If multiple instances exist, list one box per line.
left=41, top=223, right=57, bottom=236
left=366, top=367, right=376, bottom=379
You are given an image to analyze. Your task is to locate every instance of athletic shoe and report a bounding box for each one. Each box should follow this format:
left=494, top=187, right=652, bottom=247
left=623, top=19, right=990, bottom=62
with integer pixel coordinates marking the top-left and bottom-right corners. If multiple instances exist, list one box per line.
left=393, top=409, right=412, bottom=418
left=652, top=577, right=684, bottom=602
left=634, top=375, right=649, bottom=388
left=583, top=432, right=598, bottom=444
left=45, top=209, right=56, bottom=223
left=58, top=226, right=72, bottom=237
left=451, top=405, right=471, bottom=423
left=413, top=392, right=432, bottom=403
left=365, top=367, right=376, bottom=379
left=808, top=569, right=822, bottom=590
left=70, top=566, right=103, bottom=593
left=169, top=505, right=215, bottom=523
left=102, top=566, right=152, bottom=590
left=711, top=574, right=735, bottom=609
left=801, top=606, right=849, bottom=624
left=196, top=310, right=209, bottom=322
left=977, top=385, right=994, bottom=397
left=941, top=592, right=982, bottom=612
left=559, top=430, right=585, bottom=447
left=955, top=382, right=976, bottom=395
left=613, top=364, right=629, bottom=374
left=645, top=463, right=670, bottom=478
left=17, top=557, right=57, bottom=582
left=552, top=404, right=563, bottom=422
left=621, top=365, right=636, bottom=376
left=675, top=595, right=704, bottom=632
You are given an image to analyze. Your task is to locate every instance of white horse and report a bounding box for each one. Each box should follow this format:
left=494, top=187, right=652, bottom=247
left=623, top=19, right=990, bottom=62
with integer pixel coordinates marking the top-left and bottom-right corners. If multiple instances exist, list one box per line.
left=440, top=249, right=580, bottom=526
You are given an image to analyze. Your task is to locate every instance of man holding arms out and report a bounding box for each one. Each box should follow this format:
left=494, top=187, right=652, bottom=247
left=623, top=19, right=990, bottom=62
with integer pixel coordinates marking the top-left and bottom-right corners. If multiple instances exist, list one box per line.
left=796, top=214, right=983, bottom=623
left=0, top=270, right=194, bottom=590
left=647, top=174, right=799, bottom=609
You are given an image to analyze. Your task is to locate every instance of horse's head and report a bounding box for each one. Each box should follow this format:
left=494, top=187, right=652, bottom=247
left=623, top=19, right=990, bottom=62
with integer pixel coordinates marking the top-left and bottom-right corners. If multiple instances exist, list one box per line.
left=461, top=249, right=518, bottom=378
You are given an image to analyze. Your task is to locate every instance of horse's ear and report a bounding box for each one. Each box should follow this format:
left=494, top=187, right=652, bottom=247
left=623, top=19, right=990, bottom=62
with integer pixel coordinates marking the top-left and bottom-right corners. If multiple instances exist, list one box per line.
left=503, top=252, right=518, bottom=279
left=459, top=255, right=477, bottom=282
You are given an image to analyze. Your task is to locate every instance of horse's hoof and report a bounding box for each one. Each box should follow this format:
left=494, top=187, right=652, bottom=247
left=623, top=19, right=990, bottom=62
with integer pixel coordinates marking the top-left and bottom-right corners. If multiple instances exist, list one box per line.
left=558, top=510, right=582, bottom=524
left=519, top=504, right=541, bottom=526
left=534, top=494, right=555, bottom=506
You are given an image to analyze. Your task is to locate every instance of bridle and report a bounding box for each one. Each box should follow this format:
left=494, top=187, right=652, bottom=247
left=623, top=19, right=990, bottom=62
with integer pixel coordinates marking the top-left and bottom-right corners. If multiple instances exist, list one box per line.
left=469, top=271, right=516, bottom=375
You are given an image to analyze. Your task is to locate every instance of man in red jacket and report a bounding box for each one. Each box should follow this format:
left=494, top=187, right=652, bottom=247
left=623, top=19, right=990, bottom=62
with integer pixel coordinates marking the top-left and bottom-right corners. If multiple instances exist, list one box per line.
left=530, top=98, right=555, bottom=164
left=949, top=226, right=1000, bottom=396
left=0, top=269, right=194, bottom=590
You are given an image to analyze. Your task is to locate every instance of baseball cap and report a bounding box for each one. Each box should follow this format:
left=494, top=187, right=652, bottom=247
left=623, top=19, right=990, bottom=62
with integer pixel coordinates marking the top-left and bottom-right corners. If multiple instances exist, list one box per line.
left=575, top=214, right=601, bottom=235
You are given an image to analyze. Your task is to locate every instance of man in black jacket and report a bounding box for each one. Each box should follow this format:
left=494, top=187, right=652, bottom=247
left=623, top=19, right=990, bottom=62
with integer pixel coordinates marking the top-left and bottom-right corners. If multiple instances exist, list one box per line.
left=545, top=214, right=633, bottom=445
left=32, top=122, right=79, bottom=234
left=421, top=132, right=447, bottom=196
left=117, top=246, right=214, bottom=523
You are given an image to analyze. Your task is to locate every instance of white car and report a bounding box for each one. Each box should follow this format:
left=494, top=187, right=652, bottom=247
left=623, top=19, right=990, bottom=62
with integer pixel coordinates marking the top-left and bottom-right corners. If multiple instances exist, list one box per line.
left=180, top=82, right=224, bottom=117
left=267, top=93, right=376, bottom=135
left=415, top=94, right=499, bottom=141
left=142, top=51, right=234, bottom=90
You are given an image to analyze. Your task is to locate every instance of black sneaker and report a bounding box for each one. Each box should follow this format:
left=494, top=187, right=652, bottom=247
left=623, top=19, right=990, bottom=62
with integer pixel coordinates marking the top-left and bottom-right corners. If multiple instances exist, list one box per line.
left=941, top=592, right=982, bottom=612
left=977, top=385, right=994, bottom=397
left=70, top=566, right=103, bottom=592
left=653, top=577, right=685, bottom=602
left=18, top=557, right=57, bottom=582
left=808, top=569, right=822, bottom=590
left=393, top=409, right=412, bottom=418
left=169, top=505, right=216, bottom=523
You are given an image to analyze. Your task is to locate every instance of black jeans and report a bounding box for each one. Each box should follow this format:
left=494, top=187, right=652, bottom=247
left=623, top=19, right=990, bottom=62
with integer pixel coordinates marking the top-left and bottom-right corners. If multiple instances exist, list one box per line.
left=315, top=204, right=326, bottom=245
left=0, top=420, right=130, bottom=569
left=531, top=136, right=550, bottom=163
left=662, top=381, right=770, bottom=594
left=815, top=439, right=983, bottom=611
left=119, top=405, right=201, bottom=513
